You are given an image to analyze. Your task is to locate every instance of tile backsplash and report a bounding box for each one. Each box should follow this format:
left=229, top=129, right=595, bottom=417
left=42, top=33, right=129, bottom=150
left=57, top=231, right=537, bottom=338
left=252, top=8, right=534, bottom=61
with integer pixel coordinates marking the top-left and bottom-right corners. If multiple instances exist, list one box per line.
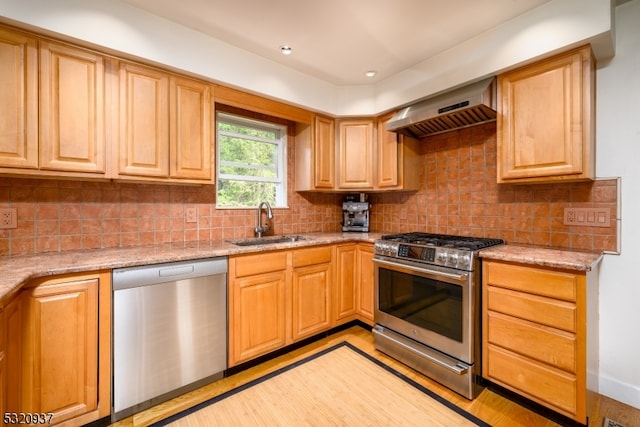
left=370, top=123, right=619, bottom=253
left=0, top=122, right=618, bottom=256
left=0, top=178, right=342, bottom=256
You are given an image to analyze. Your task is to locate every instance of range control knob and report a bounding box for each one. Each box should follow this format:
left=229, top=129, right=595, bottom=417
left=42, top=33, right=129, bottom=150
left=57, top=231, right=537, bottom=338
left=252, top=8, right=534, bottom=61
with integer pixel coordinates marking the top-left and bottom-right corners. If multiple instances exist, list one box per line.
left=458, top=253, right=471, bottom=268
left=448, top=252, right=458, bottom=266
left=437, top=252, right=448, bottom=264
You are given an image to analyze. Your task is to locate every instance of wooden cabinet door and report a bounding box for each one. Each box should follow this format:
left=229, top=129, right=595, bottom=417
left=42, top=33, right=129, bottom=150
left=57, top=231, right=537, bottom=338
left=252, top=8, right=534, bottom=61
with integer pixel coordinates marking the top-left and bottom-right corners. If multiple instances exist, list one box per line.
left=334, top=244, right=358, bottom=324
left=169, top=75, right=213, bottom=181
left=118, top=62, right=169, bottom=178
left=3, top=295, right=22, bottom=415
left=229, top=271, right=288, bottom=366
left=338, top=119, right=374, bottom=189
left=313, top=115, right=335, bottom=189
left=497, top=45, right=594, bottom=183
left=21, top=277, right=99, bottom=424
left=0, top=27, right=38, bottom=169
left=376, top=113, right=399, bottom=188
left=39, top=41, right=106, bottom=174
left=291, top=262, right=332, bottom=341
left=357, top=243, right=375, bottom=323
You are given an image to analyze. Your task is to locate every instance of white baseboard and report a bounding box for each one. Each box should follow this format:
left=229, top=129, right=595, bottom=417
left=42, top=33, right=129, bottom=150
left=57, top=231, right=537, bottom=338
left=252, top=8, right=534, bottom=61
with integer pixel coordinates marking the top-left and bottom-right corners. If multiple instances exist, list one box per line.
left=598, top=373, right=640, bottom=410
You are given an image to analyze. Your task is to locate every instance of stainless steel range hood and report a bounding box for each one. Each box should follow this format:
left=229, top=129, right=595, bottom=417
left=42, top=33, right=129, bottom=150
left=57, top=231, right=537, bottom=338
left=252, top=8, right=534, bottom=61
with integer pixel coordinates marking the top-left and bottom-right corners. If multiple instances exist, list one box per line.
left=386, top=77, right=497, bottom=139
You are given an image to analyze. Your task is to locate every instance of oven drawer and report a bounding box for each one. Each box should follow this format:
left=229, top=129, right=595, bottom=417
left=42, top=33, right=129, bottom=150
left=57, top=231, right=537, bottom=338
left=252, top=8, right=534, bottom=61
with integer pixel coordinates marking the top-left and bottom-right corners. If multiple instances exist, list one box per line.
left=486, top=286, right=576, bottom=332
left=484, top=261, right=579, bottom=302
left=485, top=344, right=578, bottom=417
left=486, top=311, right=576, bottom=373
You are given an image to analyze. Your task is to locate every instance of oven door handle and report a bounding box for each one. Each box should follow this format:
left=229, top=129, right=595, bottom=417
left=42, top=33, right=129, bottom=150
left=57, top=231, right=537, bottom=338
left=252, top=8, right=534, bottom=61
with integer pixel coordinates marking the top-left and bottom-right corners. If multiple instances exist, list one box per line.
left=374, top=327, right=469, bottom=375
left=373, top=257, right=468, bottom=283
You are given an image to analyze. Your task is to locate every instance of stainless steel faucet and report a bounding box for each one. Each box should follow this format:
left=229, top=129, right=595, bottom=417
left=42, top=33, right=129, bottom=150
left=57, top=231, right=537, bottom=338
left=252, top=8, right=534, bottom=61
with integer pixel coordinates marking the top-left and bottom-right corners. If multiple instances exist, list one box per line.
left=254, top=200, right=273, bottom=237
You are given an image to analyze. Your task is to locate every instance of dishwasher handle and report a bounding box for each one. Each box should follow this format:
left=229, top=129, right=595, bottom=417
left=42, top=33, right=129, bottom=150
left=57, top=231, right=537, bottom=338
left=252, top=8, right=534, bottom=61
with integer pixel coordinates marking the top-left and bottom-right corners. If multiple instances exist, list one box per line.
left=113, top=257, right=227, bottom=290
left=159, top=265, right=195, bottom=277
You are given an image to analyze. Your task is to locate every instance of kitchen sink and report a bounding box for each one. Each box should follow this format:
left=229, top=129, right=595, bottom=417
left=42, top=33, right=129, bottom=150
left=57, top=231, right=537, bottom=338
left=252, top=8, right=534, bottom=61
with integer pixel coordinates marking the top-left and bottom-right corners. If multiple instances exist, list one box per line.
left=229, top=235, right=307, bottom=246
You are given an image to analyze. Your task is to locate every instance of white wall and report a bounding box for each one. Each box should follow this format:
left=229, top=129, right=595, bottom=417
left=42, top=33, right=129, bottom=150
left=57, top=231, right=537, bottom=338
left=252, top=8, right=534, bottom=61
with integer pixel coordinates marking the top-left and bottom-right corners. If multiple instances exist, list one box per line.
left=595, top=0, right=640, bottom=408
left=0, top=0, right=614, bottom=116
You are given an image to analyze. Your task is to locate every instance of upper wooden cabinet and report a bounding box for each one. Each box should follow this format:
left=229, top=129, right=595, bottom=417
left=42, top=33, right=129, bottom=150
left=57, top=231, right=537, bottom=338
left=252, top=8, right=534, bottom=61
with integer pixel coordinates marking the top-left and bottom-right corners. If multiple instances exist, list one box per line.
left=39, top=41, right=106, bottom=174
left=117, top=63, right=214, bottom=183
left=0, top=28, right=107, bottom=177
left=314, top=115, right=336, bottom=189
left=497, top=45, right=595, bottom=183
left=337, top=119, right=375, bottom=189
left=375, top=113, right=420, bottom=191
left=0, top=27, right=38, bottom=169
left=170, top=76, right=213, bottom=180
left=295, top=114, right=419, bottom=192
left=295, top=115, right=335, bottom=191
left=0, top=24, right=214, bottom=184
left=118, top=62, right=170, bottom=178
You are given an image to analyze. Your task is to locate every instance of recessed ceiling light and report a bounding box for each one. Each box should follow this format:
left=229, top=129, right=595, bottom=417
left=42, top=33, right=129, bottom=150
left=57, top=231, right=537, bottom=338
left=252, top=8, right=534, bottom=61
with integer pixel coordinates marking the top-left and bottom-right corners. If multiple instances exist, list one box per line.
left=365, top=70, right=377, bottom=77
left=280, top=45, right=292, bottom=55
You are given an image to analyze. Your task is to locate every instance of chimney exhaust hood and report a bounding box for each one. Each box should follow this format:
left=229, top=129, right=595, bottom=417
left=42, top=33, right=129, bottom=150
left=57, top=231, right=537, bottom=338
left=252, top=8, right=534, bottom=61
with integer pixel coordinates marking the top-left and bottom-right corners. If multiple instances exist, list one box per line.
left=386, top=77, right=497, bottom=139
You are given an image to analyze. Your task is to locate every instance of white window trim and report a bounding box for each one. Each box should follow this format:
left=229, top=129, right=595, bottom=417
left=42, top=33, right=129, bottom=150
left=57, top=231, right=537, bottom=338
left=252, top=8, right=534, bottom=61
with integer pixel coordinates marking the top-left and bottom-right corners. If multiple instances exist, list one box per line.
left=216, top=112, right=287, bottom=208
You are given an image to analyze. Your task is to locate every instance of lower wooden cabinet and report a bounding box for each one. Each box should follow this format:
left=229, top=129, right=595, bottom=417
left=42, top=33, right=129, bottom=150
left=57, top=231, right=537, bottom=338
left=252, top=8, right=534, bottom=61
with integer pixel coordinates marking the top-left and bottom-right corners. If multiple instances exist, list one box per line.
left=356, top=243, right=374, bottom=324
left=0, top=306, right=5, bottom=420
left=334, top=242, right=374, bottom=326
left=229, top=242, right=374, bottom=366
left=482, top=260, right=598, bottom=424
left=228, top=251, right=289, bottom=366
left=3, top=271, right=111, bottom=427
left=334, top=244, right=358, bottom=323
left=228, top=246, right=334, bottom=367
left=291, top=247, right=332, bottom=341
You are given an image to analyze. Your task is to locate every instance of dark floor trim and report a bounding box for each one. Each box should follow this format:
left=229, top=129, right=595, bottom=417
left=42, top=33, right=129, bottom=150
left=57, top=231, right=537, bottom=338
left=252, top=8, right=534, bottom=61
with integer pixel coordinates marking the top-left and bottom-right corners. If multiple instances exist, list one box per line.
left=149, top=341, right=490, bottom=427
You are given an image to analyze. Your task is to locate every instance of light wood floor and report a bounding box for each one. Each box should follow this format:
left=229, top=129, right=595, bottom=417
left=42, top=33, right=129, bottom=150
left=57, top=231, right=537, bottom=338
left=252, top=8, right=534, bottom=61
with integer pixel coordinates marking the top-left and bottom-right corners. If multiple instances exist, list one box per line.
left=110, top=326, right=640, bottom=427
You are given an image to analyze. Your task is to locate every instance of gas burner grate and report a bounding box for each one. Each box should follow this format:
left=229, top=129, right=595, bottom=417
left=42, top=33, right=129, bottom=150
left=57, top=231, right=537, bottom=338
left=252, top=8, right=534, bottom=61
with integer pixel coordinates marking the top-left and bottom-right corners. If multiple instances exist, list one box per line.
left=381, top=232, right=504, bottom=251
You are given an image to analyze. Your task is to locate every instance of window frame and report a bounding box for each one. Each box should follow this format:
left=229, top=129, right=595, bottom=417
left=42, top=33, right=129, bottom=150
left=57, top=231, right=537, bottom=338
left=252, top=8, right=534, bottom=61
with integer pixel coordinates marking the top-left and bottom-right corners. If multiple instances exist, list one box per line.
left=215, top=111, right=288, bottom=209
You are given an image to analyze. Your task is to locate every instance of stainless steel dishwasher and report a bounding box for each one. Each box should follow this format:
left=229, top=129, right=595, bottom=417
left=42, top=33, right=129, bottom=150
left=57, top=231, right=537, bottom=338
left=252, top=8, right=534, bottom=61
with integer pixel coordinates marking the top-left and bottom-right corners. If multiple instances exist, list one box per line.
left=112, top=257, right=227, bottom=421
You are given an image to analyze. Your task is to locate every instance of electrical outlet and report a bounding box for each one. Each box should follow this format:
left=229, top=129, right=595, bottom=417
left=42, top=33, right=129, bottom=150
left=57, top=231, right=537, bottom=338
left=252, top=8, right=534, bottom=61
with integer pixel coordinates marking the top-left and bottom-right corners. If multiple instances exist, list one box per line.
left=603, top=417, right=627, bottom=427
left=564, top=207, right=611, bottom=227
left=185, top=207, right=197, bottom=223
left=0, top=207, right=17, bottom=229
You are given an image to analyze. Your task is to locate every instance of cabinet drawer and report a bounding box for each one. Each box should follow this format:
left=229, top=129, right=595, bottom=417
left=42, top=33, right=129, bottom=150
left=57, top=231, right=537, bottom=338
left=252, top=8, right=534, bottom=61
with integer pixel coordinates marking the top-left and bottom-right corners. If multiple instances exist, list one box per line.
left=232, top=251, right=288, bottom=277
left=485, top=344, right=578, bottom=417
left=292, top=246, right=332, bottom=267
left=484, top=261, right=579, bottom=301
left=487, top=311, right=576, bottom=372
left=487, top=286, right=576, bottom=332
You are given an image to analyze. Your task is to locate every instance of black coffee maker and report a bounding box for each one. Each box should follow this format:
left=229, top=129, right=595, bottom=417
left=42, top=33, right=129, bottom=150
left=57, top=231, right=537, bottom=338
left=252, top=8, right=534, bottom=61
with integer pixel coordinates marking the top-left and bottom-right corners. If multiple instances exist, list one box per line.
left=341, top=194, right=370, bottom=232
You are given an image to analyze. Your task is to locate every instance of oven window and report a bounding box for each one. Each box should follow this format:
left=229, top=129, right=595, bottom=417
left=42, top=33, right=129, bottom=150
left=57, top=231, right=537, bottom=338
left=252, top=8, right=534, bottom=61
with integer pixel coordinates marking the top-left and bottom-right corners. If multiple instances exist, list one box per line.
left=378, top=267, right=463, bottom=342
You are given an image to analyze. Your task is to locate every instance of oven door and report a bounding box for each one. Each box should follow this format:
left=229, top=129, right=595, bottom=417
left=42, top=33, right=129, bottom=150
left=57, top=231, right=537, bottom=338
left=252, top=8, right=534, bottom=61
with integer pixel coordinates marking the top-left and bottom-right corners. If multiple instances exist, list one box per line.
left=374, top=256, right=476, bottom=364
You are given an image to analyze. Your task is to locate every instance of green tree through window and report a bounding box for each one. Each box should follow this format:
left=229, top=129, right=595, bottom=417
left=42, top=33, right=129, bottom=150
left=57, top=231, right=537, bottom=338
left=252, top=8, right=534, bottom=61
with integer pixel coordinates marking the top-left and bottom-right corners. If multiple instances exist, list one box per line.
left=216, top=112, right=287, bottom=208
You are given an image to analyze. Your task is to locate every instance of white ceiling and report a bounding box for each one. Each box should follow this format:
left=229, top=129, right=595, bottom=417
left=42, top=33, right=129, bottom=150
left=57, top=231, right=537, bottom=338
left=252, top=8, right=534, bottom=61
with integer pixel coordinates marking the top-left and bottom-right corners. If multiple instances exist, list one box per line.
left=118, top=0, right=553, bottom=86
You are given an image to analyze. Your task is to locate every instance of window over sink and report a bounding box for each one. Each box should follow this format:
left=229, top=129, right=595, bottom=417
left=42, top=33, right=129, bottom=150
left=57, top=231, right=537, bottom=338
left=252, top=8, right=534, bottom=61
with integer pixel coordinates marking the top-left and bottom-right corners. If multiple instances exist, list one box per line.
left=216, top=112, right=287, bottom=208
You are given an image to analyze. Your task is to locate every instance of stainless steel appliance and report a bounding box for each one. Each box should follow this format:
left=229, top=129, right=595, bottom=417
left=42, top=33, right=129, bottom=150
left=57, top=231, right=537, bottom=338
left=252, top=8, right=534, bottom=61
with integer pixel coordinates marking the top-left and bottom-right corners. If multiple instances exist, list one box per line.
left=386, top=77, right=496, bottom=138
left=373, top=232, right=503, bottom=399
left=342, top=201, right=370, bottom=232
left=112, top=257, right=228, bottom=421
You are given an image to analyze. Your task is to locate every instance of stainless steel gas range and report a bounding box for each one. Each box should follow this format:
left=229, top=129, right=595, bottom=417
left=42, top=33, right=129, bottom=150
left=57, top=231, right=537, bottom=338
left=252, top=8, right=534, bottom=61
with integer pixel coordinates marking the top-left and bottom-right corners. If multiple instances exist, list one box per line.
left=372, top=232, right=504, bottom=399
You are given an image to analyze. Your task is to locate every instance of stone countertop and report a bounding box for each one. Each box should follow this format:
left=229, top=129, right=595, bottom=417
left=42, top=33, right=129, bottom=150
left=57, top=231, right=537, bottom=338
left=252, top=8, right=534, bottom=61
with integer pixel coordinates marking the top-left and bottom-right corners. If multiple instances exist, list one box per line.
left=478, top=243, right=603, bottom=272
left=0, top=232, right=381, bottom=305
